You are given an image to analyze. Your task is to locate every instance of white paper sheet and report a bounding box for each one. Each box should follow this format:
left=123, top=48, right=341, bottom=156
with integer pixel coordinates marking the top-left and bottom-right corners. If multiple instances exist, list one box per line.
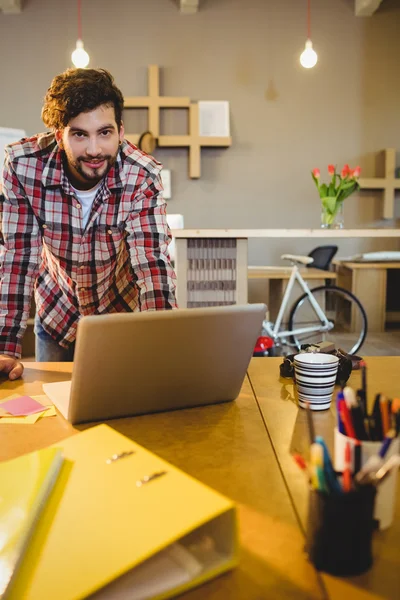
left=198, top=102, right=230, bottom=137
left=90, top=543, right=203, bottom=600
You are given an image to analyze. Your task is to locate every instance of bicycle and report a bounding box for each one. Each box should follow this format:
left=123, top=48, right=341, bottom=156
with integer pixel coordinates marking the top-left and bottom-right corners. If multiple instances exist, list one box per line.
left=262, top=253, right=368, bottom=356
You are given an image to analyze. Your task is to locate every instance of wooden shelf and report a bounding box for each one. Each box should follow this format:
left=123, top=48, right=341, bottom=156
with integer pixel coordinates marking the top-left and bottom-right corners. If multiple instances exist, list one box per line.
left=124, top=66, right=231, bottom=179
left=359, top=148, right=400, bottom=219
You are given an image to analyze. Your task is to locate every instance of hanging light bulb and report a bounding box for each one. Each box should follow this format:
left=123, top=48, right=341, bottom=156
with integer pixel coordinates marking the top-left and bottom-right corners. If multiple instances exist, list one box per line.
left=300, top=39, right=318, bottom=69
left=300, top=0, right=317, bottom=69
left=71, top=0, right=90, bottom=68
left=72, top=39, right=90, bottom=68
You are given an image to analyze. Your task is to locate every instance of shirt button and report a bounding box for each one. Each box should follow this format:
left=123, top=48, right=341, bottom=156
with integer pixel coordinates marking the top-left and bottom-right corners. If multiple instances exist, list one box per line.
left=80, top=287, right=85, bottom=292
left=107, top=229, right=113, bottom=235
left=80, top=265, right=85, bottom=270
left=42, top=224, right=47, bottom=229
left=76, top=203, right=81, bottom=209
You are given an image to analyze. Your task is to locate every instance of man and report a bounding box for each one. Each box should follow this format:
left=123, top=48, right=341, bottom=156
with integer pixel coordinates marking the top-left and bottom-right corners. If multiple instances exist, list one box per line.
left=0, top=68, right=177, bottom=380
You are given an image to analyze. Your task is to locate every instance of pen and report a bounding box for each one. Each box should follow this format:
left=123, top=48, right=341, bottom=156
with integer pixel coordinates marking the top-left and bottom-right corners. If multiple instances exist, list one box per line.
left=379, top=430, right=396, bottom=459
left=336, top=390, right=346, bottom=434
left=342, top=441, right=352, bottom=492
left=354, top=441, right=362, bottom=475
left=339, top=400, right=357, bottom=439
left=343, top=386, right=357, bottom=409
left=350, top=404, right=368, bottom=440
left=391, top=398, right=400, bottom=435
left=310, top=443, right=326, bottom=491
left=373, top=455, right=400, bottom=486
left=354, top=455, right=383, bottom=485
left=315, top=436, right=342, bottom=494
left=380, top=395, right=390, bottom=438
left=292, top=453, right=312, bottom=485
left=359, top=455, right=400, bottom=487
left=360, top=360, right=367, bottom=415
left=372, top=393, right=383, bottom=440
left=305, top=401, right=316, bottom=444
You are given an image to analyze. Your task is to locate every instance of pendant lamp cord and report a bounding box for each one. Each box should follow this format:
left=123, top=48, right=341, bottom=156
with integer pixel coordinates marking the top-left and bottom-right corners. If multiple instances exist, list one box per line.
left=307, top=0, right=311, bottom=39
left=78, top=0, right=82, bottom=40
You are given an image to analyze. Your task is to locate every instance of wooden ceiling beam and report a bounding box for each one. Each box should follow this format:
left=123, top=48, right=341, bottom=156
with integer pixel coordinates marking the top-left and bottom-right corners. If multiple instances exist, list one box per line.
left=0, top=0, right=23, bottom=13
left=180, top=0, right=199, bottom=14
left=355, top=0, right=384, bottom=16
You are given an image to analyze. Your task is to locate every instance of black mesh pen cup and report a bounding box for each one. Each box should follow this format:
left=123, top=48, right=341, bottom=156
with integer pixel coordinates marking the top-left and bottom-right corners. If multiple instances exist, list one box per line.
left=305, top=485, right=376, bottom=576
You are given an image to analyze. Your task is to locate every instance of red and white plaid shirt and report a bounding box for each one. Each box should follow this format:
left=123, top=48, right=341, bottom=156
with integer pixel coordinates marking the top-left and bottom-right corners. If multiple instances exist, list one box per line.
left=0, top=133, right=177, bottom=358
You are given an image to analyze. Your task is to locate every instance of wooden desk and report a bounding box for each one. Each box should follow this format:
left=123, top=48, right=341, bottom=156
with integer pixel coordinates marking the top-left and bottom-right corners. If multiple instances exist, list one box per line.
left=1, top=363, right=323, bottom=600
left=2, top=359, right=400, bottom=599
left=336, top=261, right=400, bottom=332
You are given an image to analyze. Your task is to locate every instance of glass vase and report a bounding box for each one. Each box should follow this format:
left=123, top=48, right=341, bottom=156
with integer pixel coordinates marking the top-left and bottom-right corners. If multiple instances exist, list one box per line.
left=321, top=202, right=344, bottom=229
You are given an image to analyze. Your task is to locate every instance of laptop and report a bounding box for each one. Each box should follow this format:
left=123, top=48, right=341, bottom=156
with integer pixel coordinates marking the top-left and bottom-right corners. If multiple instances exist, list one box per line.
left=43, top=303, right=267, bottom=425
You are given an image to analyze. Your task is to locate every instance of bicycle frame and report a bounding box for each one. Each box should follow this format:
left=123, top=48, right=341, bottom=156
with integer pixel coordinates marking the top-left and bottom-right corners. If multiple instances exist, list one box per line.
left=263, top=265, right=332, bottom=341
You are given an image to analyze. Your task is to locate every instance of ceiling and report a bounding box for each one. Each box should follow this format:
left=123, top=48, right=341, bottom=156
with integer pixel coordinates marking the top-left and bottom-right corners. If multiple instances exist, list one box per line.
left=0, top=0, right=384, bottom=16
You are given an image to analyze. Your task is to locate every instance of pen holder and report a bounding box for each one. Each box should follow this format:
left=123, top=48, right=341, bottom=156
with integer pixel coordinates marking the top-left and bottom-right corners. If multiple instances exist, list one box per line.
left=334, top=428, right=400, bottom=530
left=305, top=486, right=376, bottom=576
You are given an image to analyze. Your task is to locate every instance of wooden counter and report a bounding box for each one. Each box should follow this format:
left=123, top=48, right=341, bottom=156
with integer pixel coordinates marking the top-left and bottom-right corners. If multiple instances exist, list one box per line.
left=171, top=229, right=400, bottom=307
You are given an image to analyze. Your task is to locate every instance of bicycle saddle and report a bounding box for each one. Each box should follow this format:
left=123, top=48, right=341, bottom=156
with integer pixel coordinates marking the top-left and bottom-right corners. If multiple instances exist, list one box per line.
left=281, top=254, right=314, bottom=265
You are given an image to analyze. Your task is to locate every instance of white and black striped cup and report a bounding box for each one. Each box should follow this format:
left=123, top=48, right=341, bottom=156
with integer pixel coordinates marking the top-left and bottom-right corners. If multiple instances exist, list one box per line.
left=293, top=353, right=339, bottom=411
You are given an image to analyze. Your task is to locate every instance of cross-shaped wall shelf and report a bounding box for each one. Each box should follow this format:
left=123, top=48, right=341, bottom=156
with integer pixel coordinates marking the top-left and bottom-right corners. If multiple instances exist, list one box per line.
left=359, top=148, right=400, bottom=219
left=124, top=65, right=232, bottom=178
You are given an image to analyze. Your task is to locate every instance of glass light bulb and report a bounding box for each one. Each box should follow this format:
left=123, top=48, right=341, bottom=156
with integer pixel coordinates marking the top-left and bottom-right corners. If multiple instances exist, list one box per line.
left=300, top=39, right=318, bottom=69
left=71, top=39, right=90, bottom=68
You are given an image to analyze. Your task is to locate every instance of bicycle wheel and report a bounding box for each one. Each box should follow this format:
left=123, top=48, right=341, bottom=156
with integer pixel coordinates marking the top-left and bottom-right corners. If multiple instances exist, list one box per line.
left=288, top=285, right=368, bottom=355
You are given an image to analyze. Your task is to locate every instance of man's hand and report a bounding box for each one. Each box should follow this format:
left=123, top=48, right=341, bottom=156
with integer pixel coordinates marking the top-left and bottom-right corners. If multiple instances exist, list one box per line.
left=0, top=355, right=24, bottom=380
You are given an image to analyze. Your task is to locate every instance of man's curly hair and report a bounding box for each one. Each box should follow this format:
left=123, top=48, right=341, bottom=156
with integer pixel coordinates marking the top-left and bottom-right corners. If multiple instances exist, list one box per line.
left=41, top=68, right=124, bottom=130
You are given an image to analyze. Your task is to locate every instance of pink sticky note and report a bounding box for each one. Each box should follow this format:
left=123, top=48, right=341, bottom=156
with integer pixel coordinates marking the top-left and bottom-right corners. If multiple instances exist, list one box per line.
left=1, top=396, right=46, bottom=417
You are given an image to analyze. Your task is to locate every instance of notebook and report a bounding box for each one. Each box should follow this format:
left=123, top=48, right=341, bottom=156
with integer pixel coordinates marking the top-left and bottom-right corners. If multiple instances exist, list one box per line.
left=7, top=424, right=238, bottom=600
left=0, top=447, right=64, bottom=597
left=43, top=303, right=266, bottom=424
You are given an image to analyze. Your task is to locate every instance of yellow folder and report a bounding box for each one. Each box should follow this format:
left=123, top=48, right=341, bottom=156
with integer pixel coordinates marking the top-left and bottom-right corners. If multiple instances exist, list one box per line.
left=0, top=447, right=64, bottom=598
left=8, top=424, right=238, bottom=600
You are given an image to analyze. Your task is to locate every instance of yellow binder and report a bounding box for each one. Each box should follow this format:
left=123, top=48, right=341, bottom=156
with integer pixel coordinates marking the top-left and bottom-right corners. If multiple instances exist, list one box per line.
left=8, top=424, right=238, bottom=600
left=0, top=447, right=64, bottom=598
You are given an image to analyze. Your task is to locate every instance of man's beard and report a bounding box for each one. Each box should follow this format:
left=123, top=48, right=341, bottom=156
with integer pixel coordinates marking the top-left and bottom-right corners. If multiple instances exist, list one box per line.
left=65, top=150, right=118, bottom=188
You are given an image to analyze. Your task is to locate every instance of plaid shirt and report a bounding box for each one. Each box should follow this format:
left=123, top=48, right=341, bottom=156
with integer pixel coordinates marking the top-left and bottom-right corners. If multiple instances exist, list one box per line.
left=0, top=133, right=177, bottom=358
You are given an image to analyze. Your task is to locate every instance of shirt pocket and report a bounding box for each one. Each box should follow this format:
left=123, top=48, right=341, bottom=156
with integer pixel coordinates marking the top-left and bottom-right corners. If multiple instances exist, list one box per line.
left=93, top=224, right=126, bottom=264
left=40, top=223, right=68, bottom=258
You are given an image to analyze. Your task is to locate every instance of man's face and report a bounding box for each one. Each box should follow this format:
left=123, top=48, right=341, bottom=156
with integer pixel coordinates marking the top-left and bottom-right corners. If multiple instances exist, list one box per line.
left=55, top=104, right=124, bottom=190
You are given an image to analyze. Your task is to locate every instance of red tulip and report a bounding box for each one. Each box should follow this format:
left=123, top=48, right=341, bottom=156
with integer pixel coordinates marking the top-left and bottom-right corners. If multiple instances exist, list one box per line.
left=328, top=164, right=335, bottom=175
left=312, top=168, right=320, bottom=178
left=341, top=164, right=350, bottom=178
left=352, top=166, right=361, bottom=178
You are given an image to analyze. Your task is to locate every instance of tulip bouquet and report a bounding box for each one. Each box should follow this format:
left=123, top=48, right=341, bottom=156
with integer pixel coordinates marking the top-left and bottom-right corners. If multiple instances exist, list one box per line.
left=312, top=164, right=361, bottom=228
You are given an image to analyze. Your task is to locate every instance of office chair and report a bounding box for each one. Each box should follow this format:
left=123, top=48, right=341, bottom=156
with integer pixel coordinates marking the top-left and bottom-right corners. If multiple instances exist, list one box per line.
left=306, top=245, right=338, bottom=271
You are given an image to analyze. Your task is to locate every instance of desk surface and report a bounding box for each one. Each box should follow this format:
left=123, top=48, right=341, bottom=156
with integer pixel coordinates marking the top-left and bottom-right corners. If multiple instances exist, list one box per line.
left=171, top=228, right=400, bottom=238
left=2, top=359, right=400, bottom=599
left=337, top=261, right=400, bottom=269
